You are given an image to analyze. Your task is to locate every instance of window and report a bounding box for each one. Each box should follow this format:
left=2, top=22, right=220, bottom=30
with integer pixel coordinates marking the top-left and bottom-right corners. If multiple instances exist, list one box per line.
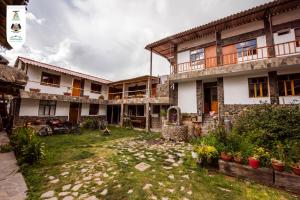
left=190, top=48, right=204, bottom=64
left=248, top=77, right=268, bottom=98
left=89, top=104, right=99, bottom=115
left=236, top=39, right=257, bottom=57
left=91, top=83, right=102, bottom=93
left=277, top=29, right=290, bottom=36
left=128, top=105, right=145, bottom=117
left=295, top=28, right=300, bottom=47
left=41, top=72, right=60, bottom=86
left=152, top=105, right=160, bottom=114
left=38, top=100, right=56, bottom=116
left=278, top=73, right=300, bottom=96
left=136, top=105, right=145, bottom=116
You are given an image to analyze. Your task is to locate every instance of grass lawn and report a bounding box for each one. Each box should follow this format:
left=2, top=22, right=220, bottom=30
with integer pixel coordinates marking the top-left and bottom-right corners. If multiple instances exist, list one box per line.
left=21, top=127, right=299, bottom=200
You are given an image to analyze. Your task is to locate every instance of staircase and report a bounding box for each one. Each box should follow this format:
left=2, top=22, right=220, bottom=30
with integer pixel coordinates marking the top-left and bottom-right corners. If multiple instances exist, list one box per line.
left=201, top=114, right=218, bottom=135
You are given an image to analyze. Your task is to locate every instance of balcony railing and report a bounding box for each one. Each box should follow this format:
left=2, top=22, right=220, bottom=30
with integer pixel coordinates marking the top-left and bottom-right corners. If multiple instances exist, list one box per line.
left=108, top=88, right=158, bottom=100
left=171, top=40, right=300, bottom=74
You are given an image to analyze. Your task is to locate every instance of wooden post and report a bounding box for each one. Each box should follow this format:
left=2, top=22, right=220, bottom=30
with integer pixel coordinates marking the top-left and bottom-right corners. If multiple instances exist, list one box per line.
left=215, top=29, right=222, bottom=66
left=264, top=10, right=275, bottom=57
left=120, top=83, right=125, bottom=127
left=268, top=71, right=279, bottom=104
left=146, top=49, right=153, bottom=132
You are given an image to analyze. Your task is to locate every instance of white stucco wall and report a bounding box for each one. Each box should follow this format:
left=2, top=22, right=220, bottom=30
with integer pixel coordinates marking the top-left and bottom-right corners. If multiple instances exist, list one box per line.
left=83, top=80, right=108, bottom=100
left=273, top=29, right=300, bottom=56
left=19, top=99, right=39, bottom=116
left=279, top=96, right=300, bottom=104
left=178, top=81, right=197, bottom=113
left=19, top=99, right=70, bottom=116
left=25, top=65, right=73, bottom=95
left=177, top=51, right=190, bottom=64
left=99, top=104, right=106, bottom=115
left=81, top=103, right=90, bottom=116
left=224, top=75, right=270, bottom=105
left=56, top=101, right=70, bottom=116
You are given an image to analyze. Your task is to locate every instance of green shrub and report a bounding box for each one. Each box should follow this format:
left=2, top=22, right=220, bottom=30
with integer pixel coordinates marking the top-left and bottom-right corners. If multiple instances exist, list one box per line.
left=10, top=127, right=46, bottom=164
left=194, top=143, right=218, bottom=166
left=82, top=118, right=98, bottom=129
left=0, top=144, right=13, bottom=153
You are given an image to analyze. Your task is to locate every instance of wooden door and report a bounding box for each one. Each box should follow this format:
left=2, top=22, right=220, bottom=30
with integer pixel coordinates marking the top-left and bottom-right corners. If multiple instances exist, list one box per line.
left=72, top=79, right=81, bottom=96
left=210, top=87, right=218, bottom=113
left=69, top=103, right=80, bottom=124
left=205, top=45, right=217, bottom=68
left=222, top=44, right=237, bottom=65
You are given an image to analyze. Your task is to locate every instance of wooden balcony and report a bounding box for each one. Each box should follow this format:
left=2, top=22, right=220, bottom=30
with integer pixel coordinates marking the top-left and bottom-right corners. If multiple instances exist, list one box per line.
left=171, top=40, right=300, bottom=74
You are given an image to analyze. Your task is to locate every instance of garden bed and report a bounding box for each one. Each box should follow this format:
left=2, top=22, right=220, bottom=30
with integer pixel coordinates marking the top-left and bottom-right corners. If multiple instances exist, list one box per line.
left=219, top=160, right=300, bottom=194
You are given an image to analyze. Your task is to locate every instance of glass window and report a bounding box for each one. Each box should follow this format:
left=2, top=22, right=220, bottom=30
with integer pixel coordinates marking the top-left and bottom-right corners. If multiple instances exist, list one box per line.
left=89, top=104, right=99, bottom=115
left=38, top=100, right=56, bottom=116
left=190, top=48, right=205, bottom=64
left=278, top=73, right=300, bottom=96
left=248, top=77, right=268, bottom=98
left=136, top=105, right=145, bottom=117
left=152, top=105, right=160, bottom=114
left=128, top=105, right=136, bottom=116
left=236, top=39, right=257, bottom=57
left=41, top=72, right=60, bottom=86
left=295, top=28, right=300, bottom=47
left=91, top=83, right=102, bottom=93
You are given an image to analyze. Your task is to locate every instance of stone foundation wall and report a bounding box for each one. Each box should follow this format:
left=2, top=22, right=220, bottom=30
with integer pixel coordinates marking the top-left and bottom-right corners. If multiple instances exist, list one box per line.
left=14, top=116, right=68, bottom=127
left=151, top=117, right=161, bottom=129
left=80, top=115, right=106, bottom=123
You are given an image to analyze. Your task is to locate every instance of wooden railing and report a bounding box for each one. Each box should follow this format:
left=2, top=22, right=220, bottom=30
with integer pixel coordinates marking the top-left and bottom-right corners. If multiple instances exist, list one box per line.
left=171, top=40, right=300, bottom=74
left=108, top=88, right=158, bottom=100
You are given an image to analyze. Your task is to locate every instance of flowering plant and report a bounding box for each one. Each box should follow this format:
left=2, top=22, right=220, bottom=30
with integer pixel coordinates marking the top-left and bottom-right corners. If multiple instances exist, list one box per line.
left=194, top=143, right=218, bottom=164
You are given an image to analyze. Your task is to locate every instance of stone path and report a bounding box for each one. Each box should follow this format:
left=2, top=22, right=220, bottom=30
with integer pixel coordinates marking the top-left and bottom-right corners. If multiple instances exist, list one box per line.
left=0, top=131, right=27, bottom=200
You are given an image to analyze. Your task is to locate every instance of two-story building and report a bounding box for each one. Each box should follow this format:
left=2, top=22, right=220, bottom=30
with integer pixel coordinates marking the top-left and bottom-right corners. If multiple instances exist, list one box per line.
left=107, top=75, right=172, bottom=131
left=14, top=57, right=111, bottom=126
left=145, top=0, right=300, bottom=128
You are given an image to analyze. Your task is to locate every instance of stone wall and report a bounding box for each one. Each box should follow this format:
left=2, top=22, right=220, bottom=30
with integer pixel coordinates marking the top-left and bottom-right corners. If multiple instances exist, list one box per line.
left=151, top=117, right=161, bottom=129
left=14, top=116, right=68, bottom=127
left=156, top=81, right=170, bottom=97
left=196, top=80, right=203, bottom=114
left=217, top=77, right=224, bottom=122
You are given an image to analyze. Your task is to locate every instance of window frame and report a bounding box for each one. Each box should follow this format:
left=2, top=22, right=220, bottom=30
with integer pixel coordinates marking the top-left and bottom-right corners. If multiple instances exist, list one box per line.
left=295, top=28, right=300, bottom=48
left=40, top=72, right=61, bottom=87
left=38, top=100, right=56, bottom=116
left=190, top=48, right=205, bottom=65
left=278, top=73, right=300, bottom=96
left=89, top=104, right=99, bottom=115
left=248, top=77, right=269, bottom=98
left=90, top=83, right=102, bottom=94
left=236, top=39, right=257, bottom=57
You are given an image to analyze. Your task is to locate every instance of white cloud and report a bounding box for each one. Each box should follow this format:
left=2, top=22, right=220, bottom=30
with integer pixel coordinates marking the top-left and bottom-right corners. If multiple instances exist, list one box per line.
left=26, top=12, right=45, bottom=25
left=2, top=0, right=272, bottom=81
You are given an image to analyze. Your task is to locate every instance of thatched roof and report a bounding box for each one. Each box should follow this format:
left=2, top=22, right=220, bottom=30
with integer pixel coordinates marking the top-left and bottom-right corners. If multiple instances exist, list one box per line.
left=0, top=64, right=27, bottom=85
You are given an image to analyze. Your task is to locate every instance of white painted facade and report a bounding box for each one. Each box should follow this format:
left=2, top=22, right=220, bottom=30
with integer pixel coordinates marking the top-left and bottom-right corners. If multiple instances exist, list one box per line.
left=178, top=81, right=197, bottom=113
left=223, top=74, right=270, bottom=105
left=273, top=28, right=300, bottom=56
left=83, top=79, right=108, bottom=99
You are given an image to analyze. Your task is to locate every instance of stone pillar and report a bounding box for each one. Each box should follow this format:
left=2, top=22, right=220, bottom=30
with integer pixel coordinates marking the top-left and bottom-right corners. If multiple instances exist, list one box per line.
left=196, top=80, right=203, bottom=115
left=215, top=31, right=222, bottom=66
left=264, top=11, right=275, bottom=57
left=145, top=103, right=150, bottom=132
left=268, top=71, right=279, bottom=104
left=120, top=103, right=124, bottom=127
left=171, top=82, right=178, bottom=106
left=173, top=45, right=178, bottom=74
left=217, top=77, right=224, bottom=123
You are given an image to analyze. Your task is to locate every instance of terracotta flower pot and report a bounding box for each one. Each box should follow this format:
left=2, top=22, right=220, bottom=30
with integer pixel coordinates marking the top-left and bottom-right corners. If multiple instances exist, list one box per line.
left=272, top=162, right=285, bottom=172
left=233, top=156, right=243, bottom=164
left=291, top=166, right=300, bottom=176
left=248, top=157, right=260, bottom=169
left=221, top=152, right=232, bottom=162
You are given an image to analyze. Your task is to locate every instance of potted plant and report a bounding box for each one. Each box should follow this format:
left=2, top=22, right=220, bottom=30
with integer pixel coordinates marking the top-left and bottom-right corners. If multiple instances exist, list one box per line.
left=248, top=155, right=260, bottom=169
left=271, top=158, right=285, bottom=172
left=220, top=151, right=233, bottom=162
left=98, top=95, right=104, bottom=100
left=291, top=162, right=300, bottom=176
left=30, top=88, right=41, bottom=93
left=194, top=143, right=218, bottom=168
left=271, top=143, right=285, bottom=172
left=248, top=147, right=270, bottom=169
left=233, top=152, right=243, bottom=164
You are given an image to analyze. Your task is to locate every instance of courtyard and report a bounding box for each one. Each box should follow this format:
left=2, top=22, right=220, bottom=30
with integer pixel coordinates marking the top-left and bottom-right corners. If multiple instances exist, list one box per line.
left=21, top=127, right=298, bottom=200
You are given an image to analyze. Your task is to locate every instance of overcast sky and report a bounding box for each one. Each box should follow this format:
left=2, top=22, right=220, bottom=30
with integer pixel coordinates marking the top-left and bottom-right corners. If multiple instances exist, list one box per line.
left=3, top=0, right=271, bottom=81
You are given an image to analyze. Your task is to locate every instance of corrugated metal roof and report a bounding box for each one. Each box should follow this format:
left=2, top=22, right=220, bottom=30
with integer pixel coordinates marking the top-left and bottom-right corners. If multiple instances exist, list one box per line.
left=16, top=57, right=112, bottom=84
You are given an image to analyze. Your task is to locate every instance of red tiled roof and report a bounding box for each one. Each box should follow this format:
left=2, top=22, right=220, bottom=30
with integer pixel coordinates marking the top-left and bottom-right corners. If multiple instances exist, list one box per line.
left=16, top=57, right=112, bottom=84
